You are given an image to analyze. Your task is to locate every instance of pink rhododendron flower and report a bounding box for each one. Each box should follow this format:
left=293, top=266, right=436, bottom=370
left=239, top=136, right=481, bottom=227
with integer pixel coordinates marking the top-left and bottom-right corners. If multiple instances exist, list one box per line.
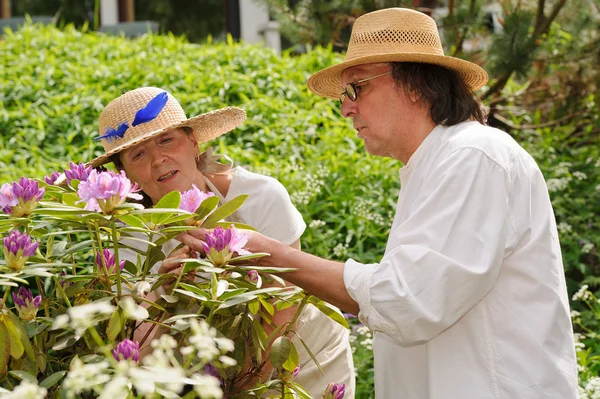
left=77, top=170, right=143, bottom=214
left=202, top=226, right=251, bottom=267
left=95, top=248, right=125, bottom=274
left=12, top=287, right=41, bottom=320
left=64, top=162, right=93, bottom=185
left=179, top=184, right=215, bottom=213
left=112, top=339, right=140, bottom=362
left=0, top=178, right=45, bottom=217
left=3, top=230, right=39, bottom=270
left=322, top=383, right=345, bottom=399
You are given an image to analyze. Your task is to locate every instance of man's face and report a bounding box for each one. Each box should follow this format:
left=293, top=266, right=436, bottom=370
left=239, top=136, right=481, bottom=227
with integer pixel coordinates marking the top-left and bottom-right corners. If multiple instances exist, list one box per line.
left=340, top=63, right=425, bottom=162
left=120, top=128, right=201, bottom=204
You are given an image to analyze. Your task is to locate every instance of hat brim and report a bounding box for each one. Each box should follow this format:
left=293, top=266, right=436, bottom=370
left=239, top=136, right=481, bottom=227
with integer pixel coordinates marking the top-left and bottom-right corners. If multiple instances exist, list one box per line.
left=89, top=106, right=246, bottom=168
left=307, top=53, right=489, bottom=100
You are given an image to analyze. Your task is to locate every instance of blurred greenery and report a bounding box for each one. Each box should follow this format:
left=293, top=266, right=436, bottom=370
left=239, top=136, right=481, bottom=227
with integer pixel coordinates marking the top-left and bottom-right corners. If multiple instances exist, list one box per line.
left=0, top=18, right=598, bottom=397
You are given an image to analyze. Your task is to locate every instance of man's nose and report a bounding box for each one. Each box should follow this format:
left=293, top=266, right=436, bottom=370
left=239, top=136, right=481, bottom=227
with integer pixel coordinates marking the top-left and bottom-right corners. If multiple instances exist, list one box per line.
left=340, top=97, right=357, bottom=118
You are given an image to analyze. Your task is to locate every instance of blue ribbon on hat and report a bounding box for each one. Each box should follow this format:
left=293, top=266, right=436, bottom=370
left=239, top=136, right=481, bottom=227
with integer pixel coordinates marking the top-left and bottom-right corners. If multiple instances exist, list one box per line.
left=95, top=91, right=169, bottom=143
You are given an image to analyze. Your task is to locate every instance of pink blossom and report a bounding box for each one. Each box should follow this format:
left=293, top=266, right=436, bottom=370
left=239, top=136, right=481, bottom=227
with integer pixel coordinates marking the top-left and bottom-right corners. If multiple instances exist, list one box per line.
left=201, top=226, right=251, bottom=267
left=3, top=230, right=39, bottom=270
left=44, top=171, right=62, bottom=185
left=322, top=383, right=345, bottom=399
left=0, top=178, right=45, bottom=217
left=77, top=170, right=143, bottom=214
left=12, top=287, right=41, bottom=320
left=179, top=184, right=215, bottom=213
left=112, top=339, right=140, bottom=362
left=95, top=248, right=125, bottom=274
left=64, top=162, right=93, bottom=185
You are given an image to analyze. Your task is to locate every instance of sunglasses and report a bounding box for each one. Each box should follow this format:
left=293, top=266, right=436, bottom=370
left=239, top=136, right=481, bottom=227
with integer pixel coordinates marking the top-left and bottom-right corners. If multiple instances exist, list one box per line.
left=339, top=71, right=392, bottom=103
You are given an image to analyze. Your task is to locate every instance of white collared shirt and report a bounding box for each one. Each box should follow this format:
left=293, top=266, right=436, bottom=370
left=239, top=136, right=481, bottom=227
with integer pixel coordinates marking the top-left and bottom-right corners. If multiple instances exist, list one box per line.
left=344, top=121, right=578, bottom=398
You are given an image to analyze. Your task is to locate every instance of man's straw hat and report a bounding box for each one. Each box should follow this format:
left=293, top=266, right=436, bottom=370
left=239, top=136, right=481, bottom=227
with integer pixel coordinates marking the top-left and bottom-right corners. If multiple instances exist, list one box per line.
left=307, top=8, right=489, bottom=99
left=90, top=87, right=246, bottom=167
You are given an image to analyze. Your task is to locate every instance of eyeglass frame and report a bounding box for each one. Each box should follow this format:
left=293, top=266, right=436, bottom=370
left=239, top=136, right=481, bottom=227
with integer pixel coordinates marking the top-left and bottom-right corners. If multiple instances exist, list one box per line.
left=339, top=71, right=393, bottom=103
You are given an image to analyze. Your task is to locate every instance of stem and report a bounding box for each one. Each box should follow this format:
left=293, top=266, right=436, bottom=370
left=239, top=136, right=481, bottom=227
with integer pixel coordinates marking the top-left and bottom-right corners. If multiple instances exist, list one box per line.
left=281, top=295, right=309, bottom=338
left=53, top=277, right=72, bottom=308
left=111, top=219, right=122, bottom=300
left=35, top=276, right=50, bottom=318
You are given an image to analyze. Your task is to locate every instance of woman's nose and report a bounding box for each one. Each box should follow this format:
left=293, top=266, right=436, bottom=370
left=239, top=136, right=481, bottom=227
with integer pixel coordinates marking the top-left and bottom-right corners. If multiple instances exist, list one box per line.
left=149, top=147, right=167, bottom=167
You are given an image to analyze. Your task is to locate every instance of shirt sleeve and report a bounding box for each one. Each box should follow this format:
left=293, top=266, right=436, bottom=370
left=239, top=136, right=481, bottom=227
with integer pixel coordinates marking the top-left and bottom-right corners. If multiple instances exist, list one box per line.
left=232, top=170, right=306, bottom=246
left=344, top=147, right=515, bottom=346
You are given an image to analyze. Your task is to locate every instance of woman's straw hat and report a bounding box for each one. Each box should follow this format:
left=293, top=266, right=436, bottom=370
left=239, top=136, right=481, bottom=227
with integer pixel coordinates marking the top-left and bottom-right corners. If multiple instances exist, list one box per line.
left=90, top=87, right=246, bottom=167
left=307, top=8, right=489, bottom=99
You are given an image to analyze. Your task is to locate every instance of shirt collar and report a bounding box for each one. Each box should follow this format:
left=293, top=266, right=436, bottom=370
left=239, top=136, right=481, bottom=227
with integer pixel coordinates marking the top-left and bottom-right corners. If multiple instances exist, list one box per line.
left=399, top=124, right=444, bottom=176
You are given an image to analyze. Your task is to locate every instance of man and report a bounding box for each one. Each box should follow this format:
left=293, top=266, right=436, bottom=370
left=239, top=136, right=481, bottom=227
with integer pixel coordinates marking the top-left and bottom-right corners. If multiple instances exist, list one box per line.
left=181, top=8, right=578, bottom=399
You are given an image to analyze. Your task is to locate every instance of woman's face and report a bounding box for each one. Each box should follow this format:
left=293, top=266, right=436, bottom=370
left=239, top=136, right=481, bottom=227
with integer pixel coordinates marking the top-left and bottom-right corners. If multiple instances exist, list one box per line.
left=120, top=128, right=203, bottom=204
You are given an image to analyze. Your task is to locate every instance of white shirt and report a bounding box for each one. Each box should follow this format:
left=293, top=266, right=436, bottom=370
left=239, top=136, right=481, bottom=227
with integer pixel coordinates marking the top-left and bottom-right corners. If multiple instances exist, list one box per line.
left=343, top=122, right=578, bottom=399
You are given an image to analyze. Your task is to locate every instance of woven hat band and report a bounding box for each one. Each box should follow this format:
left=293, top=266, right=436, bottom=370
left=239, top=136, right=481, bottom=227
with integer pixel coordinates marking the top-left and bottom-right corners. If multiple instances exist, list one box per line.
left=346, top=32, right=444, bottom=61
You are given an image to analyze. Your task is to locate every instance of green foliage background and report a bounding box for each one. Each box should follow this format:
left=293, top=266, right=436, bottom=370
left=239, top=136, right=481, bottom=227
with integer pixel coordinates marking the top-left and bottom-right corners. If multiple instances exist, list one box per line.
left=0, top=23, right=598, bottom=397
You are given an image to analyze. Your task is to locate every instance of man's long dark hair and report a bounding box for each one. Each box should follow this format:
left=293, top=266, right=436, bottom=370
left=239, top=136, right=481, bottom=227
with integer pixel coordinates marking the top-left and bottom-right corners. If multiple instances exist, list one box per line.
left=390, top=62, right=487, bottom=125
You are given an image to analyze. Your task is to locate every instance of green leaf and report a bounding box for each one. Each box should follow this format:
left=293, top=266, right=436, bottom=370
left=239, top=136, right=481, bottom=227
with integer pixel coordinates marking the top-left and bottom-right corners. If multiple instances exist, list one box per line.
left=152, top=191, right=182, bottom=225
left=106, top=310, right=123, bottom=341
left=248, top=300, right=260, bottom=315
left=8, top=312, right=36, bottom=361
left=4, top=318, right=24, bottom=359
left=259, top=298, right=275, bottom=316
left=0, top=322, right=10, bottom=376
left=202, top=194, right=248, bottom=228
left=282, top=341, right=299, bottom=372
left=154, top=190, right=181, bottom=209
left=39, top=370, right=67, bottom=389
left=195, top=196, right=219, bottom=220
left=219, top=288, right=249, bottom=301
left=269, top=336, right=291, bottom=369
left=142, top=245, right=166, bottom=276
left=8, top=370, right=37, bottom=383
left=293, top=332, right=324, bottom=376
left=213, top=222, right=257, bottom=231
left=61, top=193, right=81, bottom=207
left=252, top=317, right=269, bottom=352
left=118, top=214, right=147, bottom=229
left=308, top=297, right=349, bottom=328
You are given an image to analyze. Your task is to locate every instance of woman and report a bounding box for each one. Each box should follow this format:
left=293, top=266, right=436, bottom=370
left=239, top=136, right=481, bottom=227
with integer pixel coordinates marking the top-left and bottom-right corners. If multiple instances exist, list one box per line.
left=90, top=87, right=355, bottom=397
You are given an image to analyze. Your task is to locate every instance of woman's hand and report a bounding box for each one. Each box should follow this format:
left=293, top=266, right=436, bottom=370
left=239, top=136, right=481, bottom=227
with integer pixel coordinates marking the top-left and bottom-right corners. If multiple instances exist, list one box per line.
left=159, top=245, right=193, bottom=293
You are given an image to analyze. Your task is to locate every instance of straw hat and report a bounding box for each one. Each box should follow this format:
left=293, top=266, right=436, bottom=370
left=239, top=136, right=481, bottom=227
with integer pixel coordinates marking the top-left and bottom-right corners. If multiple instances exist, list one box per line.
left=90, top=87, right=246, bottom=167
left=307, top=8, right=489, bottom=99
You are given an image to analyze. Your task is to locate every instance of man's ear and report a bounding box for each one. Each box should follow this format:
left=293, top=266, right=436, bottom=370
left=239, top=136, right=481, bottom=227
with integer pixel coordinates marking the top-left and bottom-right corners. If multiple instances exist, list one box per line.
left=408, top=88, right=422, bottom=103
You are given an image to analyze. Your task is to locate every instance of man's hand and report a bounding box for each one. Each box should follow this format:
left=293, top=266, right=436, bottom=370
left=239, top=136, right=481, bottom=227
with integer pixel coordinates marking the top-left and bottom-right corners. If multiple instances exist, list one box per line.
left=177, top=228, right=285, bottom=267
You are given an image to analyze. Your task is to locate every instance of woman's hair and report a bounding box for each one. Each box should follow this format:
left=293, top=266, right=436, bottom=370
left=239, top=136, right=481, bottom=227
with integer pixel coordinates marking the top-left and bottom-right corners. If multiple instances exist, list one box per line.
left=389, top=62, right=487, bottom=125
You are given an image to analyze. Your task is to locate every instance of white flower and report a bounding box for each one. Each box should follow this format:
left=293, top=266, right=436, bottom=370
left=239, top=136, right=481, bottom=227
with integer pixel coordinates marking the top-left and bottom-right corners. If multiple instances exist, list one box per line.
left=190, top=374, right=223, bottom=399
left=556, top=222, right=572, bottom=235
left=309, top=219, right=326, bottom=228
left=52, top=300, right=115, bottom=335
left=572, top=171, right=587, bottom=180
left=572, top=285, right=592, bottom=301
left=119, top=296, right=149, bottom=321
left=546, top=178, right=569, bottom=192
left=62, top=358, right=111, bottom=399
left=571, top=310, right=581, bottom=319
left=98, top=376, right=130, bottom=399
left=582, top=243, right=595, bottom=254
left=0, top=381, right=47, bottom=399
